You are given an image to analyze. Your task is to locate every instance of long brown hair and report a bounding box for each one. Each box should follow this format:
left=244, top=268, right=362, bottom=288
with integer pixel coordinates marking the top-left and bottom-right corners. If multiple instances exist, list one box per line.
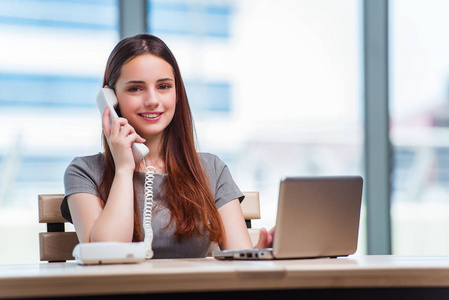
left=99, top=34, right=224, bottom=243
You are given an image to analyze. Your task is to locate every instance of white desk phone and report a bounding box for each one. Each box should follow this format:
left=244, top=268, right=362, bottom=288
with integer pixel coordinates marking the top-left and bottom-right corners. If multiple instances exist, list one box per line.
left=72, top=242, right=146, bottom=265
left=72, top=88, right=155, bottom=265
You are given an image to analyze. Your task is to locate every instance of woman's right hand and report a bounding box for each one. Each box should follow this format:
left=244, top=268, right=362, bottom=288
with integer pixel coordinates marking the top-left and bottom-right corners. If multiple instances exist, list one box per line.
left=102, top=106, right=146, bottom=174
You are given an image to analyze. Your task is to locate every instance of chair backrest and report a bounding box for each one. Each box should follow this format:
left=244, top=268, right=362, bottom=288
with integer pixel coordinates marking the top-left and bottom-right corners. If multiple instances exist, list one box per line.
left=38, top=192, right=261, bottom=262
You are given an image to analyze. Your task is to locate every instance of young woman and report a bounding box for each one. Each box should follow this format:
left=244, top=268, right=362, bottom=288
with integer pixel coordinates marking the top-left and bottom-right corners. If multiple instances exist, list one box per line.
left=61, top=34, right=273, bottom=258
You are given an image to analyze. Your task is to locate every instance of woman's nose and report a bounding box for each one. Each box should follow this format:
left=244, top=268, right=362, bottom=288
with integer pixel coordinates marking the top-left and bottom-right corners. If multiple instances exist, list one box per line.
left=143, top=90, right=159, bottom=107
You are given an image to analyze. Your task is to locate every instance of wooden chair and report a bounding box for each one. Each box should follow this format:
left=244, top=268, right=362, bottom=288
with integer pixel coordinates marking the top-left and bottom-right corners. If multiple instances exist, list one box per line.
left=38, top=192, right=261, bottom=262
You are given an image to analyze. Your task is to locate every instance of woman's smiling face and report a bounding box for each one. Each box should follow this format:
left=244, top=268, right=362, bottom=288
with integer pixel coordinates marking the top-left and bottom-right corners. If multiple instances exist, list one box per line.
left=114, top=53, right=176, bottom=141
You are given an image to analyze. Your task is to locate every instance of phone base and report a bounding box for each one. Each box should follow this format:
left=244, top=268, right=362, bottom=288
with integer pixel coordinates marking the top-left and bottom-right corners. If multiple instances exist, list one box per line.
left=72, top=242, right=146, bottom=265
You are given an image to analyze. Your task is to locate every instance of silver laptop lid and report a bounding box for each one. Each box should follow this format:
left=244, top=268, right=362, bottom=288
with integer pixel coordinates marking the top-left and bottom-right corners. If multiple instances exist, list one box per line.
left=273, top=176, right=363, bottom=259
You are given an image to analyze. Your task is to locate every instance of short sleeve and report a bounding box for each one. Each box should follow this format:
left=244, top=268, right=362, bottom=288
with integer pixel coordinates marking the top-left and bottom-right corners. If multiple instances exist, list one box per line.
left=201, top=153, right=245, bottom=209
left=60, top=154, right=104, bottom=223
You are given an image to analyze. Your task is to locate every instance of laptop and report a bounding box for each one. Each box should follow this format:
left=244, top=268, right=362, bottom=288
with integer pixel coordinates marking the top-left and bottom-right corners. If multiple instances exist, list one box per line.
left=212, top=176, right=363, bottom=260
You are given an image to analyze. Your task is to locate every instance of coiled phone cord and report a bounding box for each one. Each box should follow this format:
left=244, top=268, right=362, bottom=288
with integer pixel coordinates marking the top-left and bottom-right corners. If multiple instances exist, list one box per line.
left=142, top=159, right=156, bottom=259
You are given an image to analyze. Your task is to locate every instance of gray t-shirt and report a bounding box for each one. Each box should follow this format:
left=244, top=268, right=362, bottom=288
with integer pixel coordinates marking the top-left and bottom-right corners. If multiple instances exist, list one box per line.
left=61, top=152, right=244, bottom=259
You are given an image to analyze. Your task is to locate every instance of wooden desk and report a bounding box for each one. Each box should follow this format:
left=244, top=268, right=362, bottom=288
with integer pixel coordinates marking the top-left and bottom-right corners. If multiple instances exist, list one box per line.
left=2, top=255, right=449, bottom=299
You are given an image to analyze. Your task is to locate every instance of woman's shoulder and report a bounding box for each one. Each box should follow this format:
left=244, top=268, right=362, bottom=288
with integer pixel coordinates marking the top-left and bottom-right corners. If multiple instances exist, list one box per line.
left=69, top=153, right=104, bottom=168
left=198, top=152, right=223, bottom=165
left=66, top=153, right=105, bottom=178
left=198, top=152, right=228, bottom=174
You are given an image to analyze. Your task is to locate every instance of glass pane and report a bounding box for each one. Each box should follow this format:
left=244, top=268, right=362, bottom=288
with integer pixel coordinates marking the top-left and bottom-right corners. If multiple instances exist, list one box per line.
left=149, top=0, right=365, bottom=253
left=0, top=0, right=119, bottom=263
left=390, top=0, right=449, bottom=254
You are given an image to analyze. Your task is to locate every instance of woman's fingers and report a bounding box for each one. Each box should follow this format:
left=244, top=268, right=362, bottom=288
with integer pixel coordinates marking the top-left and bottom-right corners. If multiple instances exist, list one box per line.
left=104, top=113, right=145, bottom=171
left=110, top=116, right=128, bottom=138
left=267, top=226, right=275, bottom=245
left=123, top=132, right=146, bottom=144
left=102, top=106, right=111, bottom=137
left=102, top=106, right=131, bottom=138
left=110, top=120, right=146, bottom=146
left=254, top=227, right=268, bottom=249
left=253, top=226, right=275, bottom=249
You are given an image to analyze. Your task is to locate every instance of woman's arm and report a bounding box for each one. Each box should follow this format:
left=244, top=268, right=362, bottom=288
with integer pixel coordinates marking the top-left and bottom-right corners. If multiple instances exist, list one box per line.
left=67, top=170, right=135, bottom=243
left=67, top=193, right=103, bottom=243
left=218, top=198, right=275, bottom=250
left=218, top=199, right=253, bottom=250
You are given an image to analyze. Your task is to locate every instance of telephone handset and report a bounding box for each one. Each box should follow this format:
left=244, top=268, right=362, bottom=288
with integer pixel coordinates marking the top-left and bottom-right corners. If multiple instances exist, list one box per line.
left=96, top=87, right=150, bottom=163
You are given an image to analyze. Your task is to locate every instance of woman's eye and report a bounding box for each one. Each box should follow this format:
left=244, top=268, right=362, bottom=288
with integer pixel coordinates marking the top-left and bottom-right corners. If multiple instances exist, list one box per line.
left=128, top=86, right=141, bottom=92
left=159, top=84, right=171, bottom=90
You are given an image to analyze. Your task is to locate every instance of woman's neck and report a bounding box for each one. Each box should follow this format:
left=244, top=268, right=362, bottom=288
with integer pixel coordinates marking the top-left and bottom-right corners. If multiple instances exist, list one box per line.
left=137, top=135, right=165, bottom=173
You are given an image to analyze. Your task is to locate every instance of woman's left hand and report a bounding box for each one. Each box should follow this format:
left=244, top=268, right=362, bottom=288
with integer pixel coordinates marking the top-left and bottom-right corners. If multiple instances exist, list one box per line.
left=254, top=226, right=275, bottom=249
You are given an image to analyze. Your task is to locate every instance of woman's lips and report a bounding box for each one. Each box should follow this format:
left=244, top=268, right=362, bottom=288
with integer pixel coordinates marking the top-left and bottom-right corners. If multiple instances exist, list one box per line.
left=139, top=112, right=162, bottom=121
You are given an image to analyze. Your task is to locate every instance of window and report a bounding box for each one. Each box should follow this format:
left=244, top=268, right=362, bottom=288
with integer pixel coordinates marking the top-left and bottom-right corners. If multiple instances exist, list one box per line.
left=0, top=0, right=119, bottom=263
left=390, top=0, right=449, bottom=254
left=150, top=0, right=231, bottom=37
